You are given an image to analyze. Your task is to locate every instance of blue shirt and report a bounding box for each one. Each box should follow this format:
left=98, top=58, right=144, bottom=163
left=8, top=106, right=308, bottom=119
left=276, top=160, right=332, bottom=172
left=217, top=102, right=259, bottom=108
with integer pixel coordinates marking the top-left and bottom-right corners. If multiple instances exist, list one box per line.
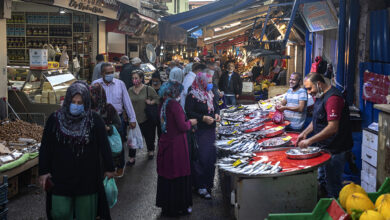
left=284, top=88, right=308, bottom=130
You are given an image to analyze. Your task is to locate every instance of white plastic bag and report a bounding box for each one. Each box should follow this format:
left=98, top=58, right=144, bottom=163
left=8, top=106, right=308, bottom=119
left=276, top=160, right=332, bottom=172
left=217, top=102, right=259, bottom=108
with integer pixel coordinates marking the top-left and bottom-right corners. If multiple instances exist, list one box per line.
left=127, top=122, right=144, bottom=149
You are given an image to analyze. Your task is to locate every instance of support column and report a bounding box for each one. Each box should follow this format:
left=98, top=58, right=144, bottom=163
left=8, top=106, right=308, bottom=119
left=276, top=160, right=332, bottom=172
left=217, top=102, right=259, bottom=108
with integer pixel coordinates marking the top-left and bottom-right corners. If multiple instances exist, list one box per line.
left=336, top=0, right=346, bottom=91
left=0, top=19, right=7, bottom=99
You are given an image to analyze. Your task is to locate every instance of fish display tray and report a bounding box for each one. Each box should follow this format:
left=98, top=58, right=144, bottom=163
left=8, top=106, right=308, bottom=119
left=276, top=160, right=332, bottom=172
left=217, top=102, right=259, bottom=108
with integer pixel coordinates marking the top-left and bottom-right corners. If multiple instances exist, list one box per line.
left=285, top=147, right=322, bottom=160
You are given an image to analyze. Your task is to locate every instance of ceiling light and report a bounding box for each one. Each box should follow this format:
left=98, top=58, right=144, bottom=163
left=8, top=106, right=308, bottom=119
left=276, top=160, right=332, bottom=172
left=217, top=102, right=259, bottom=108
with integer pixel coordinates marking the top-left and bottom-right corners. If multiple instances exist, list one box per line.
left=59, top=8, right=66, bottom=14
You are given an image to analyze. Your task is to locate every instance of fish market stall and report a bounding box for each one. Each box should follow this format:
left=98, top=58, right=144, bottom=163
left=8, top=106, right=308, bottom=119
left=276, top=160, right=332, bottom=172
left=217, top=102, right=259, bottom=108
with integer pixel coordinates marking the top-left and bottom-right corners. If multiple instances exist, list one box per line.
left=216, top=103, right=331, bottom=220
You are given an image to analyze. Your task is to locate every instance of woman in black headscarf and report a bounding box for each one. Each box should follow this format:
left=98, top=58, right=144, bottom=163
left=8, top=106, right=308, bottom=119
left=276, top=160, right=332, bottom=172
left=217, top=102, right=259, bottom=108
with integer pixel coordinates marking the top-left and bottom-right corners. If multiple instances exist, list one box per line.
left=90, top=83, right=124, bottom=177
left=39, top=81, right=115, bottom=220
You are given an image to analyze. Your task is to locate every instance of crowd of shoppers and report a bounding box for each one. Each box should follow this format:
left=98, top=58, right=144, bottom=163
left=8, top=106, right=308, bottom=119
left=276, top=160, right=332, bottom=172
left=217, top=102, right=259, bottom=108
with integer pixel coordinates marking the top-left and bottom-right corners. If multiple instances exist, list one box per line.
left=39, top=55, right=239, bottom=219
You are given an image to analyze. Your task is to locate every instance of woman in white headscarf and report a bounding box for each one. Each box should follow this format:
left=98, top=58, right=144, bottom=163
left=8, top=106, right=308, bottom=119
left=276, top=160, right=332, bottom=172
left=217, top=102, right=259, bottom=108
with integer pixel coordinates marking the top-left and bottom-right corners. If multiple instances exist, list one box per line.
left=169, top=66, right=184, bottom=83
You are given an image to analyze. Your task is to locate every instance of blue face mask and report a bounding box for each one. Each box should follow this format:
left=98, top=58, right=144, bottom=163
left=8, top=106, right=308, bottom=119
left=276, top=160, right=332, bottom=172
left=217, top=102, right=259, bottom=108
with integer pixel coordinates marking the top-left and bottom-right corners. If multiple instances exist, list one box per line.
left=69, top=103, right=84, bottom=116
left=104, top=74, right=114, bottom=82
left=206, top=83, right=213, bottom=91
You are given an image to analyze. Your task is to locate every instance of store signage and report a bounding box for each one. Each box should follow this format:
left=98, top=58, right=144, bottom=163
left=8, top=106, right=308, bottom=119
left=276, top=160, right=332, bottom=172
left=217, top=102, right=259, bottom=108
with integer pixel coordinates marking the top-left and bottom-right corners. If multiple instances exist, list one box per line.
left=106, top=12, right=148, bottom=36
left=53, top=0, right=119, bottom=20
left=30, top=49, right=48, bottom=70
left=363, top=71, right=390, bottom=104
left=300, top=1, right=338, bottom=32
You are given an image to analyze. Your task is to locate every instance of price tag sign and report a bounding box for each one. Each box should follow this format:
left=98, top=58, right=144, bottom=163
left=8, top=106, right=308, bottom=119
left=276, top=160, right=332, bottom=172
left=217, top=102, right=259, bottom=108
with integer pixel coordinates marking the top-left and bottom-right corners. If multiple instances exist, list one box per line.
left=282, top=136, right=292, bottom=141
left=266, top=104, right=273, bottom=109
left=232, top=130, right=238, bottom=134
left=275, top=126, right=284, bottom=131
left=227, top=139, right=235, bottom=145
left=232, top=159, right=242, bottom=167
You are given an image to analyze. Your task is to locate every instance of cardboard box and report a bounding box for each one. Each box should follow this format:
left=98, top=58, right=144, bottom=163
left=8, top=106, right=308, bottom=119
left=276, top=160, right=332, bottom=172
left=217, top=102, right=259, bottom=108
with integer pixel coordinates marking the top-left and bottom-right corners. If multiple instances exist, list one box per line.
left=29, top=49, right=48, bottom=70
left=34, top=95, right=42, bottom=103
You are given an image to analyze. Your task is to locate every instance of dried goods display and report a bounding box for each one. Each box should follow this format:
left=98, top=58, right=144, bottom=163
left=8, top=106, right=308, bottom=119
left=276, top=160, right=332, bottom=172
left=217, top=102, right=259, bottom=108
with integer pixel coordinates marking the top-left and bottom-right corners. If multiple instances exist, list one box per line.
left=0, top=120, right=43, bottom=142
left=0, top=120, right=42, bottom=165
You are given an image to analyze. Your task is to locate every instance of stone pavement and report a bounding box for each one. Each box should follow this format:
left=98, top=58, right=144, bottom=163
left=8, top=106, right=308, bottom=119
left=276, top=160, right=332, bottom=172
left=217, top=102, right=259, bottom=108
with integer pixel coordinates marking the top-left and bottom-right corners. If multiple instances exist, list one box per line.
left=8, top=147, right=234, bottom=220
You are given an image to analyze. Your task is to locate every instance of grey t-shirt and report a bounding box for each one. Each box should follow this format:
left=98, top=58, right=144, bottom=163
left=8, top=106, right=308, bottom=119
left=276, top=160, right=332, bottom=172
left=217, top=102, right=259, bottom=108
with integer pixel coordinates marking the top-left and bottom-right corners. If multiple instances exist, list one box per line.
left=91, top=62, right=103, bottom=81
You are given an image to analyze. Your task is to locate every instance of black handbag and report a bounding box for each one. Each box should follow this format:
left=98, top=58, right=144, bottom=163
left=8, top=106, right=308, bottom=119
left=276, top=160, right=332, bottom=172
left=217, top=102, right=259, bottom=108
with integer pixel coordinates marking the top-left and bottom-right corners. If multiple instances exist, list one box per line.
left=188, top=128, right=199, bottom=161
left=145, top=86, right=159, bottom=124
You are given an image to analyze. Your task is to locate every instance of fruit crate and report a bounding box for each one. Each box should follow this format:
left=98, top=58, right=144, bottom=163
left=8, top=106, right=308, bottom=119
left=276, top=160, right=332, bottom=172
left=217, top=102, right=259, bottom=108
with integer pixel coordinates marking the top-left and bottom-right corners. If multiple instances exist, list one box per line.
left=266, top=199, right=348, bottom=220
left=266, top=177, right=390, bottom=220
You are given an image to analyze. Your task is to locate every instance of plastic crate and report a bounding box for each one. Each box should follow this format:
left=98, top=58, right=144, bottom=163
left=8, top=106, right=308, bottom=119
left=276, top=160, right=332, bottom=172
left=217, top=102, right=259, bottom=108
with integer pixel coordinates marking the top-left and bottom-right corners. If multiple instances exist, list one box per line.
left=266, top=199, right=348, bottom=220
left=0, top=177, right=7, bottom=206
left=266, top=177, right=390, bottom=220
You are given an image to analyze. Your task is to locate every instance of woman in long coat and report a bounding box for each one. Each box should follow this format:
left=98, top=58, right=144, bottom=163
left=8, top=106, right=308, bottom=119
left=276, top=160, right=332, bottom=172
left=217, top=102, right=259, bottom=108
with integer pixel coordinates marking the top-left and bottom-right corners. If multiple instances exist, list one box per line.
left=185, top=72, right=220, bottom=199
left=39, top=81, right=115, bottom=219
left=156, top=80, right=197, bottom=217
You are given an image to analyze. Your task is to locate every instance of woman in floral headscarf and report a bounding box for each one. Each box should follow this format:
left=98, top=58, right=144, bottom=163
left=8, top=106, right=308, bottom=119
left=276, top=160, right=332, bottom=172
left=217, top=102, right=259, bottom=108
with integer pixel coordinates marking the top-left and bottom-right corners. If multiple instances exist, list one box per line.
left=156, top=80, right=197, bottom=217
left=185, top=72, right=220, bottom=200
left=90, top=83, right=125, bottom=177
left=39, top=81, right=115, bottom=220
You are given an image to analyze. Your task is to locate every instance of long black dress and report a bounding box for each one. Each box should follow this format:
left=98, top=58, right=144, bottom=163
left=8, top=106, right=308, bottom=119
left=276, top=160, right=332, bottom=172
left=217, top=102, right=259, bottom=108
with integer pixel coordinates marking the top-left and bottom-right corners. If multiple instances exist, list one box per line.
left=39, top=112, right=115, bottom=220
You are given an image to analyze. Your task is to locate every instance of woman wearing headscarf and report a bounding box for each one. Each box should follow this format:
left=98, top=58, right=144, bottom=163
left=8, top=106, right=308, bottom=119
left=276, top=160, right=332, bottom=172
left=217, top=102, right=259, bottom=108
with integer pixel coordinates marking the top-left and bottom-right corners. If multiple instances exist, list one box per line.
left=128, top=69, right=160, bottom=164
left=169, top=65, right=184, bottom=83
left=185, top=72, right=220, bottom=199
left=90, top=83, right=125, bottom=177
left=39, top=81, right=115, bottom=220
left=156, top=81, right=197, bottom=217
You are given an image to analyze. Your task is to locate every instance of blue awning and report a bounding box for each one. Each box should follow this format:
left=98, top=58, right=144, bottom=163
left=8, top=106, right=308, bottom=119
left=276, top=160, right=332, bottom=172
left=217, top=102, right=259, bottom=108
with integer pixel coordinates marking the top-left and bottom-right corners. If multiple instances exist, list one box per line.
left=161, top=0, right=257, bottom=32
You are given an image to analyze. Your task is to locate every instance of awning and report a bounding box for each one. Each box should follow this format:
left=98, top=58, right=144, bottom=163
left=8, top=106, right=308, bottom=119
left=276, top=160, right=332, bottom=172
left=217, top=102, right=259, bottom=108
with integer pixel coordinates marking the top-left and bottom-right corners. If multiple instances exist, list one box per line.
left=137, top=13, right=158, bottom=25
left=161, top=0, right=258, bottom=32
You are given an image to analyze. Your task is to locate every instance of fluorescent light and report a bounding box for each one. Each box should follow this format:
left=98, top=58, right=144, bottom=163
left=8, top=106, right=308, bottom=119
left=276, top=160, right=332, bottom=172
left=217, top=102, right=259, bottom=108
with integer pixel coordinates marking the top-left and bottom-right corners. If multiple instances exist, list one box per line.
left=59, top=8, right=66, bottom=14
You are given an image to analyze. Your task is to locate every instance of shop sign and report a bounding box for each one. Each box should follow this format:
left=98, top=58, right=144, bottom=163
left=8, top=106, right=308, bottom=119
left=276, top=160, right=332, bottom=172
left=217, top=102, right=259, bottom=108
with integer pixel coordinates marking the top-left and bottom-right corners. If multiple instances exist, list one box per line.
left=300, top=1, right=338, bottom=32
left=106, top=12, right=149, bottom=36
left=30, top=49, right=48, bottom=70
left=363, top=71, right=390, bottom=104
left=53, top=0, right=119, bottom=19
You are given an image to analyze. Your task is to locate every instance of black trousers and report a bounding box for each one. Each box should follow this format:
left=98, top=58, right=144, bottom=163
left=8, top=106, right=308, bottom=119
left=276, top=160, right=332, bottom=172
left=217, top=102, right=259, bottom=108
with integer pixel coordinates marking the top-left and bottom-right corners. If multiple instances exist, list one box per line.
left=128, top=119, right=156, bottom=157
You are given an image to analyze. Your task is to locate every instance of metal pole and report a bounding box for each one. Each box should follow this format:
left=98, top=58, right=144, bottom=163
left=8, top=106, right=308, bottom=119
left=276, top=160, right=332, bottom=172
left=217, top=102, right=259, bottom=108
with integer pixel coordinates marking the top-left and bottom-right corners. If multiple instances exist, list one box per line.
left=346, top=0, right=360, bottom=104
left=259, top=6, right=272, bottom=44
left=282, top=0, right=300, bottom=49
left=336, top=0, right=346, bottom=91
left=305, top=28, right=312, bottom=76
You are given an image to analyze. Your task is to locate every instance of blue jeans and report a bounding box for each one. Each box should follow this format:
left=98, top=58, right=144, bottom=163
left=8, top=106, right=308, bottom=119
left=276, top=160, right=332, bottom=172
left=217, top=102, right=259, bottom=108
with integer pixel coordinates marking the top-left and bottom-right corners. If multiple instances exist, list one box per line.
left=224, top=95, right=236, bottom=105
left=318, top=152, right=346, bottom=198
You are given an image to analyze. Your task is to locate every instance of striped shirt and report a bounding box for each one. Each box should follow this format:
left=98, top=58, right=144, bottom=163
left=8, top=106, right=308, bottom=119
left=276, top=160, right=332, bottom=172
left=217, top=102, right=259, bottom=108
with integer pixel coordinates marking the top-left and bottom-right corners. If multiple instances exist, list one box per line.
left=284, top=88, right=308, bottom=130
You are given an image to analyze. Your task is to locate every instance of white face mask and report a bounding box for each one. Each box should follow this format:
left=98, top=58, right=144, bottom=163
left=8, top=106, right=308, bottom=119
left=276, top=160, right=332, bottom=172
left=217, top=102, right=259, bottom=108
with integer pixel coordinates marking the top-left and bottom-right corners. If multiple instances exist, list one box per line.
left=176, top=97, right=181, bottom=102
left=315, top=83, right=324, bottom=98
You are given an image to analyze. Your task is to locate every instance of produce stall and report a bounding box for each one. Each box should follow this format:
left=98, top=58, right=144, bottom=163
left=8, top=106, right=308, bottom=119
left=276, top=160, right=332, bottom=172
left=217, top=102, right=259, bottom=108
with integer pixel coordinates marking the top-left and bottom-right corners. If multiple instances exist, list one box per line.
left=216, top=100, right=331, bottom=219
left=0, top=119, right=43, bottom=198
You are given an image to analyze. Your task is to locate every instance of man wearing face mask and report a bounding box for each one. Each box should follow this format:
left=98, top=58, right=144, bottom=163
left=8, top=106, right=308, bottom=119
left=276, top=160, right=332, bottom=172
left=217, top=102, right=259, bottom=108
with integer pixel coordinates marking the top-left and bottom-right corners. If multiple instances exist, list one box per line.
left=218, top=62, right=242, bottom=105
left=92, top=63, right=137, bottom=137
left=296, top=73, right=353, bottom=198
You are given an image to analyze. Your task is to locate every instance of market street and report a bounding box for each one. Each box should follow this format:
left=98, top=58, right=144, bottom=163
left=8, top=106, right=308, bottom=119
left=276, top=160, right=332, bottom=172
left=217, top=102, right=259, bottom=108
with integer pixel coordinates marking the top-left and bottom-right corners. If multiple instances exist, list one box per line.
left=8, top=147, right=234, bottom=220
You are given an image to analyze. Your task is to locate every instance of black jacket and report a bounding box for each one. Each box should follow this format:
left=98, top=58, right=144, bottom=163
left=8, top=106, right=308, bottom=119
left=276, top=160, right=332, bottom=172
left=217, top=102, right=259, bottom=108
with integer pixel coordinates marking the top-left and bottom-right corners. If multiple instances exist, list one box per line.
left=218, top=71, right=242, bottom=95
left=119, top=63, right=133, bottom=90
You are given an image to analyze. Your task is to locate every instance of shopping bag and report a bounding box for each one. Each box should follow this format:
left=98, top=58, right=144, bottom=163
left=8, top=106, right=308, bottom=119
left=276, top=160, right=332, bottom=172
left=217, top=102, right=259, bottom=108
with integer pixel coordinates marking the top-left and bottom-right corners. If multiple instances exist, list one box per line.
left=272, top=110, right=284, bottom=124
left=127, top=122, right=144, bottom=149
left=108, top=126, right=122, bottom=156
left=103, top=177, right=118, bottom=208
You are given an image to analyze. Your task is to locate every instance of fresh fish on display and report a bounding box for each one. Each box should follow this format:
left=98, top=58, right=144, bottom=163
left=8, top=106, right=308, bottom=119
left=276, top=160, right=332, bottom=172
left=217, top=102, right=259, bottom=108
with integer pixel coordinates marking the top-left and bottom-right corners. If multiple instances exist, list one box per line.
left=285, top=147, right=322, bottom=160
left=222, top=114, right=246, bottom=122
left=239, top=118, right=267, bottom=132
left=248, top=109, right=267, bottom=118
left=258, top=136, right=292, bottom=148
left=216, top=154, right=283, bottom=176
left=255, top=126, right=285, bottom=138
left=217, top=125, right=242, bottom=136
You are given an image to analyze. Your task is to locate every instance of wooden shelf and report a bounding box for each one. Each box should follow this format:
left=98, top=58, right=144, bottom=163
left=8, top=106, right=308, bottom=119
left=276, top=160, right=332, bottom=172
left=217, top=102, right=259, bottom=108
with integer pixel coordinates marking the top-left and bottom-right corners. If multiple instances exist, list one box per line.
left=8, top=48, right=26, bottom=50
left=49, top=24, right=72, bottom=26
left=7, top=36, right=25, bottom=38
left=26, top=23, right=48, bottom=25
left=49, top=36, right=72, bottom=38
left=26, top=36, right=49, bottom=37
